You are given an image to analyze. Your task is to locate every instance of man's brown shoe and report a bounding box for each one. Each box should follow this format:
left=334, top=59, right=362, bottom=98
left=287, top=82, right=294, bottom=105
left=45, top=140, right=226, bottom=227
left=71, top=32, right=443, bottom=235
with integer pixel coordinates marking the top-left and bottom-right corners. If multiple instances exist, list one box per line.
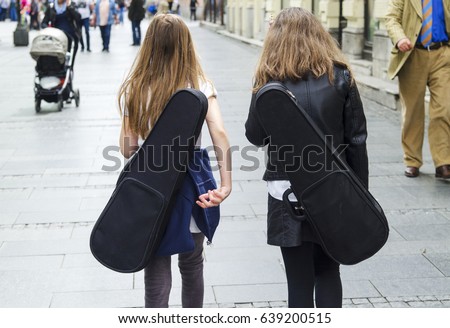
left=404, top=166, right=420, bottom=178
left=435, top=165, right=450, bottom=179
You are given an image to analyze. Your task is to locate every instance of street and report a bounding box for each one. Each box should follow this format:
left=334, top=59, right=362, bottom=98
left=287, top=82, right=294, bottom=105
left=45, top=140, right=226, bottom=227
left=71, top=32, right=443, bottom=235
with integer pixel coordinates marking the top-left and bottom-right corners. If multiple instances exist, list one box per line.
left=1, top=17, right=450, bottom=308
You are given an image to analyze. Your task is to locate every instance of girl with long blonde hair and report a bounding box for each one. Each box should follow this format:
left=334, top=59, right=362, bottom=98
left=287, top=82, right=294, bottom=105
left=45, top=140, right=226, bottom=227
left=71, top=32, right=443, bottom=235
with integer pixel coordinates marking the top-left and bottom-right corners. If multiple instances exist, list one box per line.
left=119, top=14, right=231, bottom=308
left=246, top=7, right=368, bottom=308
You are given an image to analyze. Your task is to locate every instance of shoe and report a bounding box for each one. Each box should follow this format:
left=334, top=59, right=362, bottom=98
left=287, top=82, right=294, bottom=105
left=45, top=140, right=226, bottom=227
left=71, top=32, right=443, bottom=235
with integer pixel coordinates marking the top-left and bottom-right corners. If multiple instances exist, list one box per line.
left=81, top=48, right=84, bottom=52
left=404, top=166, right=419, bottom=178
left=435, top=165, right=450, bottom=179
left=87, top=49, right=91, bottom=52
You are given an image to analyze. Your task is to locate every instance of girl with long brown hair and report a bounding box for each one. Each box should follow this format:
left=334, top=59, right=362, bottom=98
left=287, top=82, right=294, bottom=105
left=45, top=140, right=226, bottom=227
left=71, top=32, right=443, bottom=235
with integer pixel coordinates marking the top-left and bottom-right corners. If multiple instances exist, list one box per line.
left=246, top=7, right=369, bottom=308
left=119, top=14, right=231, bottom=308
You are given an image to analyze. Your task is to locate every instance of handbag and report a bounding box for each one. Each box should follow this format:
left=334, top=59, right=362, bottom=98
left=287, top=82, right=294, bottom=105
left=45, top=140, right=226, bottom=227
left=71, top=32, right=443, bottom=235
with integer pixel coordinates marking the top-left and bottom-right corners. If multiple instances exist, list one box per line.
left=90, top=89, right=208, bottom=273
left=254, top=81, right=389, bottom=265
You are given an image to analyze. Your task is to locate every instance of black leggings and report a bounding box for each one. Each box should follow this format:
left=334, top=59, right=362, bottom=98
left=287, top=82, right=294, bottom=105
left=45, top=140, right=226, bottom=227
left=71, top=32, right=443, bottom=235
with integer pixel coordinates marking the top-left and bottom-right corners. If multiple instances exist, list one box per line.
left=280, top=242, right=342, bottom=308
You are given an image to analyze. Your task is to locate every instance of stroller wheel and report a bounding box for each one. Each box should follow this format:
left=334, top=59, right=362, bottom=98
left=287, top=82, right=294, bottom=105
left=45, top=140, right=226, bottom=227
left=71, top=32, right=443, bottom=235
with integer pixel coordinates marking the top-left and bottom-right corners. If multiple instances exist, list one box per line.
left=57, top=99, right=63, bottom=111
left=75, top=89, right=80, bottom=107
left=35, top=99, right=41, bottom=113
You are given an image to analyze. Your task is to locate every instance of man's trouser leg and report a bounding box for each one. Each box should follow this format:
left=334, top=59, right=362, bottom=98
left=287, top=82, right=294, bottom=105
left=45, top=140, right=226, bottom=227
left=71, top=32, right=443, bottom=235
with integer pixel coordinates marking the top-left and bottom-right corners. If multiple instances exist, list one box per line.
left=397, top=50, right=429, bottom=168
left=427, top=46, right=450, bottom=167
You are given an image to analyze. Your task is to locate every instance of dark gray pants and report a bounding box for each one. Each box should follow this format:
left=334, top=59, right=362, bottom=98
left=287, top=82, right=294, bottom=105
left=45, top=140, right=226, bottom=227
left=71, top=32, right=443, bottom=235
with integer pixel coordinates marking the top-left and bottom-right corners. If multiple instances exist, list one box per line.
left=144, top=233, right=205, bottom=308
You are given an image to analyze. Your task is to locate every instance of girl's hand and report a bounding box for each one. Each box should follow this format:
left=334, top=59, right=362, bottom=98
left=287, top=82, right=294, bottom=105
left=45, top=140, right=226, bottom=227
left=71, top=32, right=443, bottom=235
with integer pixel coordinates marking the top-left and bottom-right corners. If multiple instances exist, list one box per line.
left=196, top=186, right=231, bottom=208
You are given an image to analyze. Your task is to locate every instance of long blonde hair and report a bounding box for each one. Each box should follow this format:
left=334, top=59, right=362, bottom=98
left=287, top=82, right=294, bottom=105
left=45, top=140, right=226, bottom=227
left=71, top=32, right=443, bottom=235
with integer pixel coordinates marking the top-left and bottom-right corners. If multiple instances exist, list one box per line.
left=118, top=14, right=206, bottom=139
left=253, top=7, right=351, bottom=92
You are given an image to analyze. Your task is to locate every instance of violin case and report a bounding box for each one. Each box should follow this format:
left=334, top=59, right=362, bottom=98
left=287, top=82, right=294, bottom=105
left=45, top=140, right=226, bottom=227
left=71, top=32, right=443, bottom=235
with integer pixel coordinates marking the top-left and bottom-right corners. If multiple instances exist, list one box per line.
left=90, top=89, right=208, bottom=273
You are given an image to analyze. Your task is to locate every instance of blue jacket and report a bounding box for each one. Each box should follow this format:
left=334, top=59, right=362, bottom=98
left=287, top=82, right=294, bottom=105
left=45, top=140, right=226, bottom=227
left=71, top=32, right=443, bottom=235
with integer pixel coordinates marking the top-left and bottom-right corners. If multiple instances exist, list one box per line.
left=156, top=149, right=220, bottom=256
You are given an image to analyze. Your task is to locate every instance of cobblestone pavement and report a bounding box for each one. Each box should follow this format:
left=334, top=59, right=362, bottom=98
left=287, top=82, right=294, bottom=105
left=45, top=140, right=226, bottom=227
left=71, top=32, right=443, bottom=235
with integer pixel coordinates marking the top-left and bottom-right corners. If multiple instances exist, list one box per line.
left=0, top=18, right=449, bottom=308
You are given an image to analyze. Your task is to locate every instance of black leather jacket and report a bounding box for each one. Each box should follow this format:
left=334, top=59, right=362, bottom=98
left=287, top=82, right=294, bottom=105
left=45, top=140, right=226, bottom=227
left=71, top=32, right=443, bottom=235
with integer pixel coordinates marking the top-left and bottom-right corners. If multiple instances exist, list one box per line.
left=245, top=65, right=369, bottom=188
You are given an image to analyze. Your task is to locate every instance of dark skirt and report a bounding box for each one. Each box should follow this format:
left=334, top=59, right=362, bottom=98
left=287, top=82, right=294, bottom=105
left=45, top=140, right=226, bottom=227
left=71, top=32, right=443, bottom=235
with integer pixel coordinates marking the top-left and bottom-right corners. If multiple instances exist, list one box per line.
left=267, top=194, right=317, bottom=247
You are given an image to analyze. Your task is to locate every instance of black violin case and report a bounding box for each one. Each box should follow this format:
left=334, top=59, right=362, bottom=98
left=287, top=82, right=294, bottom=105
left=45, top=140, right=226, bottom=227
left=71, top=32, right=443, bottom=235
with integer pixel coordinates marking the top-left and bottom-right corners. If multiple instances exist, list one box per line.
left=90, top=89, right=208, bottom=273
left=254, top=82, right=389, bottom=265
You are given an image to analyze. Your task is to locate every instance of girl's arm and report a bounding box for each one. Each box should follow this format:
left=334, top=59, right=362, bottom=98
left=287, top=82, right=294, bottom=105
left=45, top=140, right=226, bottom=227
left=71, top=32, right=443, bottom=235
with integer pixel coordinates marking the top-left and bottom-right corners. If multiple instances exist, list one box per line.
left=119, top=117, right=139, bottom=159
left=196, top=97, right=232, bottom=208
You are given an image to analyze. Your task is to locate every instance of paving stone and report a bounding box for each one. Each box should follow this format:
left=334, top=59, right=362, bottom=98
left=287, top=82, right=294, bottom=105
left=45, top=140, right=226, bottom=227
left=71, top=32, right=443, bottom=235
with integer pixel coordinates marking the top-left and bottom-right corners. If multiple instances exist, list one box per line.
left=368, top=297, right=387, bottom=303
left=424, top=253, right=450, bottom=276
left=418, top=295, right=438, bottom=301
left=205, top=260, right=285, bottom=285
left=0, top=255, right=63, bottom=271
left=421, top=301, right=446, bottom=308
left=16, top=209, right=101, bottom=224
left=0, top=224, right=74, bottom=241
left=373, top=278, right=450, bottom=297
left=389, top=301, right=410, bottom=308
left=50, top=289, right=143, bottom=308
left=203, top=303, right=218, bottom=308
left=408, top=301, right=430, bottom=308
left=268, top=301, right=287, bottom=308
left=209, top=230, right=268, bottom=249
left=395, top=224, right=450, bottom=242
left=204, top=246, right=281, bottom=263
left=342, top=280, right=381, bottom=298
left=341, top=254, right=442, bottom=280
left=342, top=298, right=353, bottom=305
left=213, top=284, right=287, bottom=304
left=387, top=211, right=450, bottom=226
left=351, top=298, right=370, bottom=304
left=253, top=301, right=270, bottom=308
left=378, top=240, right=450, bottom=256
left=236, top=303, right=253, bottom=308
left=168, top=286, right=216, bottom=307
left=0, top=211, right=19, bottom=225
left=219, top=303, right=237, bottom=308
left=62, top=253, right=100, bottom=268
left=373, top=302, right=391, bottom=308
left=437, top=295, right=450, bottom=301
left=344, top=304, right=372, bottom=308
left=386, top=296, right=405, bottom=302
left=0, top=239, right=89, bottom=257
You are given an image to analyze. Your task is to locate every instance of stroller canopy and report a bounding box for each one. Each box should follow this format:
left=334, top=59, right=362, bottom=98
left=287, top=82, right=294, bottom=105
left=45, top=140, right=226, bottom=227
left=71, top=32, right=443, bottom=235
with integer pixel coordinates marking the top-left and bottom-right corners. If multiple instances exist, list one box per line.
left=30, top=28, right=68, bottom=64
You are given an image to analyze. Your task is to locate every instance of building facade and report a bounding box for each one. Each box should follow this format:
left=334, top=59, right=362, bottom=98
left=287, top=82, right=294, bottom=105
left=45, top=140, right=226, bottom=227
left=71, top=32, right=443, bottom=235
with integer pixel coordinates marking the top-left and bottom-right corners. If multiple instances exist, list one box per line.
left=223, top=0, right=392, bottom=80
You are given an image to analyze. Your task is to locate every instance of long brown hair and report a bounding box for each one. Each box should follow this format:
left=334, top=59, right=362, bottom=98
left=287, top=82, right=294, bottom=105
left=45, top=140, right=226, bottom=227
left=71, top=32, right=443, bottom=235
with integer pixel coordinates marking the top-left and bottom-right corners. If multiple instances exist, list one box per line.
left=118, top=14, right=206, bottom=139
left=253, top=7, right=351, bottom=92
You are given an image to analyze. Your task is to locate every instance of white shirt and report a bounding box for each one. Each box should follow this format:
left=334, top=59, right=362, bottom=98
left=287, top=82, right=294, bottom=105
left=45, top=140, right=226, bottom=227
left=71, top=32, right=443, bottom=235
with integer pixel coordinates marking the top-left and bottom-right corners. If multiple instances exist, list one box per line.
left=76, top=0, right=92, bottom=20
left=267, top=180, right=298, bottom=202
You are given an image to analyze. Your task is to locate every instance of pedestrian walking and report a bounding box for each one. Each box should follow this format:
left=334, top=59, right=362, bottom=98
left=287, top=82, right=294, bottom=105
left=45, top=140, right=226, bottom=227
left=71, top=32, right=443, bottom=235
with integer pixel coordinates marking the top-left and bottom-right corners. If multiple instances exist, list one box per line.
left=245, top=7, right=369, bottom=308
left=92, top=0, right=118, bottom=52
left=157, top=0, right=168, bottom=14
left=29, top=0, right=40, bottom=29
left=41, top=0, right=82, bottom=67
left=117, top=13, right=232, bottom=308
left=9, top=0, right=18, bottom=21
left=127, top=0, right=145, bottom=46
left=385, top=0, right=450, bottom=179
left=0, top=0, right=11, bottom=21
left=75, top=0, right=93, bottom=52
left=189, top=0, right=197, bottom=21
left=117, top=0, right=124, bottom=24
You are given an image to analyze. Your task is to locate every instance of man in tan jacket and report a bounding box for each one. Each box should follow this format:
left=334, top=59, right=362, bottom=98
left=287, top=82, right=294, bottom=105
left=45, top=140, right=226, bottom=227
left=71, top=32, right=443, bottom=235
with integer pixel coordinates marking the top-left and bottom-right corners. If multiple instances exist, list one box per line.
left=385, top=0, right=450, bottom=179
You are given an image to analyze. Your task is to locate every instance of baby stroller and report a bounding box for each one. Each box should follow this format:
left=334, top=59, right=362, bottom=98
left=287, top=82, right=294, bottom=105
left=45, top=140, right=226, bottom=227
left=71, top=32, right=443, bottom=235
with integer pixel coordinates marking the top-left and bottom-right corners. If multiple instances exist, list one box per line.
left=30, top=28, right=80, bottom=113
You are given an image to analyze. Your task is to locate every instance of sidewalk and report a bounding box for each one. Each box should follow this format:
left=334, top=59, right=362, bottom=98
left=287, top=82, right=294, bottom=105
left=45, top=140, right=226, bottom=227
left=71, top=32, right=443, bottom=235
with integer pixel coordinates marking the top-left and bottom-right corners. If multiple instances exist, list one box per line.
left=0, top=18, right=450, bottom=308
